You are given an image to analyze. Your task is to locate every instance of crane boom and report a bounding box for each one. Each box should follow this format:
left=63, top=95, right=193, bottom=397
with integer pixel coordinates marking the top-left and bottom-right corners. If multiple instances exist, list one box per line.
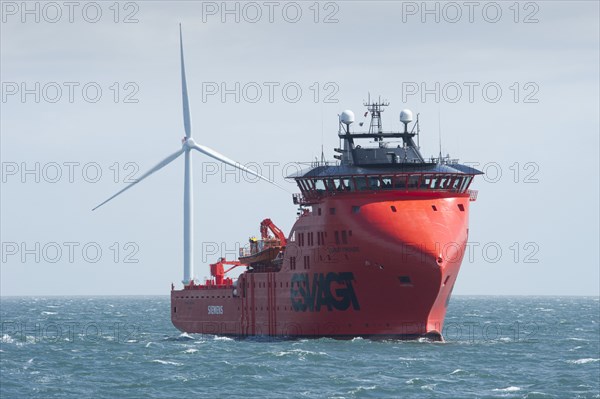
left=260, top=218, right=287, bottom=246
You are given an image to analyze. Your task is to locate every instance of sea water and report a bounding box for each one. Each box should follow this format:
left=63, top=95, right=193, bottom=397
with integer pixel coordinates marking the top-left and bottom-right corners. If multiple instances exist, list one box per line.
left=1, top=296, right=598, bottom=398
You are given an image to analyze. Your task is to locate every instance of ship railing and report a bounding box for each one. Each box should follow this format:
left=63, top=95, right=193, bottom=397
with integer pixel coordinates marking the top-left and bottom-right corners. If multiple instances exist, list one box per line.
left=468, top=190, right=478, bottom=201
left=292, top=192, right=322, bottom=206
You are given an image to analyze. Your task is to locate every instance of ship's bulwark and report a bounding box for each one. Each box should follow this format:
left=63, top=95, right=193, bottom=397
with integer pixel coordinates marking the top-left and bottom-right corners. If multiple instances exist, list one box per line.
left=171, top=192, right=470, bottom=340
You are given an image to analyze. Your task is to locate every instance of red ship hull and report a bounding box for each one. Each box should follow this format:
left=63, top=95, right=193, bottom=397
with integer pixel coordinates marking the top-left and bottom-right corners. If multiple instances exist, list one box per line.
left=171, top=191, right=471, bottom=340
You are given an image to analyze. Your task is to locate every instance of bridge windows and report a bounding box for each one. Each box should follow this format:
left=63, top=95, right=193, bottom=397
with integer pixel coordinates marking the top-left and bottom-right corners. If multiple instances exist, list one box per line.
left=381, top=176, right=393, bottom=189
left=407, top=175, right=421, bottom=189
left=295, top=173, right=475, bottom=202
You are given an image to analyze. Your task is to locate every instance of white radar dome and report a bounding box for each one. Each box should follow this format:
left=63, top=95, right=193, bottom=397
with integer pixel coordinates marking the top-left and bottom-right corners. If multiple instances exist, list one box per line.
left=340, top=110, right=355, bottom=125
left=400, top=109, right=413, bottom=124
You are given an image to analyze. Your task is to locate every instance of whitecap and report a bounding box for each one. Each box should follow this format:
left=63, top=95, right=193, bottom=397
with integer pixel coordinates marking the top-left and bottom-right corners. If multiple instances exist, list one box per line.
left=145, top=342, right=153, bottom=348
left=275, top=349, right=326, bottom=358
left=449, top=369, right=466, bottom=375
left=1, top=334, right=15, bottom=344
left=349, top=385, right=377, bottom=394
left=493, top=387, right=521, bottom=392
left=183, top=348, right=198, bottom=354
left=213, top=336, right=233, bottom=341
left=41, top=311, right=57, bottom=315
left=151, top=359, right=182, bottom=366
left=567, top=358, right=599, bottom=364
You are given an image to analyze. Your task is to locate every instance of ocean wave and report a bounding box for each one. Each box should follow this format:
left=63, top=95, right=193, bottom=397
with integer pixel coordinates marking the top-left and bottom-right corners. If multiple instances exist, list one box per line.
left=151, top=359, right=182, bottom=366
left=406, top=378, right=426, bottom=386
left=493, top=386, right=521, bottom=392
left=523, top=392, right=553, bottom=398
left=1, top=334, right=15, bottom=344
left=567, top=358, right=599, bottom=365
left=183, top=348, right=198, bottom=354
left=162, top=333, right=195, bottom=342
left=213, top=336, right=234, bottom=342
left=349, top=385, right=377, bottom=394
left=274, top=349, right=327, bottom=359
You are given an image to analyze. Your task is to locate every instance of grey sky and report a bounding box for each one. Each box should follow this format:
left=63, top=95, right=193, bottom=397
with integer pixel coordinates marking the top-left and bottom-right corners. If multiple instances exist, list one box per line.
left=1, top=1, right=598, bottom=296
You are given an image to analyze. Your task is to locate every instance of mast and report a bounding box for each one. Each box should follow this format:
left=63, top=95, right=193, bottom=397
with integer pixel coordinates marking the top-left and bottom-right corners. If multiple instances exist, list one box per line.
left=364, top=95, right=390, bottom=146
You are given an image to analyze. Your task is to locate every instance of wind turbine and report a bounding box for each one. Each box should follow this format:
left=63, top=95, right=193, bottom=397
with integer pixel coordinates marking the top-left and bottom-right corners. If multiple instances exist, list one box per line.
left=93, top=25, right=284, bottom=285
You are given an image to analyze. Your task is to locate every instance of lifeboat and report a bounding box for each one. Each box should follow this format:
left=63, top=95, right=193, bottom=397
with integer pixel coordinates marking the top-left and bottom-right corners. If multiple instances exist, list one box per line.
left=238, top=219, right=287, bottom=267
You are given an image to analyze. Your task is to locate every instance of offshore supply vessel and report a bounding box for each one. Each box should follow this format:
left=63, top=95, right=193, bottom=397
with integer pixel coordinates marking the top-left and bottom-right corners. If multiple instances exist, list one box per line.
left=95, top=26, right=481, bottom=340
left=170, top=99, right=482, bottom=340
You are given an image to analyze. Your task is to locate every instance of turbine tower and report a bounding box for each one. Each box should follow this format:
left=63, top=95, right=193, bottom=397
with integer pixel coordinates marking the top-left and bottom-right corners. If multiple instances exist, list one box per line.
left=93, top=25, right=283, bottom=285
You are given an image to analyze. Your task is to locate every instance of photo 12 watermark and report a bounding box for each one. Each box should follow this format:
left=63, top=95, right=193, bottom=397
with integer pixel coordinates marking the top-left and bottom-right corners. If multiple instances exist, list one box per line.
left=401, top=81, right=540, bottom=104
left=1, top=321, right=139, bottom=344
left=1, top=82, right=140, bottom=104
left=201, top=81, right=339, bottom=104
left=200, top=1, right=340, bottom=24
left=1, top=241, right=140, bottom=264
left=1, top=1, right=140, bottom=24
left=1, top=161, right=140, bottom=184
left=399, top=1, right=540, bottom=24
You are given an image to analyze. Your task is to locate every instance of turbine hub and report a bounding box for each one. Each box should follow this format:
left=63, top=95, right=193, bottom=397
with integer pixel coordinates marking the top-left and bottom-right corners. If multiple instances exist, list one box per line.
left=183, top=137, right=196, bottom=150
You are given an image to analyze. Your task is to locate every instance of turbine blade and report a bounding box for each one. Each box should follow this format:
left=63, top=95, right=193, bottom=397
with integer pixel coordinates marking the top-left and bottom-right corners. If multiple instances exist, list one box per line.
left=179, top=24, right=192, bottom=138
left=191, top=143, right=289, bottom=193
left=93, top=149, right=184, bottom=211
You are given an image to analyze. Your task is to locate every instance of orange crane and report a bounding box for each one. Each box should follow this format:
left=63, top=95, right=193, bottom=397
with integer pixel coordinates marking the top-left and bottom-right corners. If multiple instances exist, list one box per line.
left=260, top=218, right=287, bottom=246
